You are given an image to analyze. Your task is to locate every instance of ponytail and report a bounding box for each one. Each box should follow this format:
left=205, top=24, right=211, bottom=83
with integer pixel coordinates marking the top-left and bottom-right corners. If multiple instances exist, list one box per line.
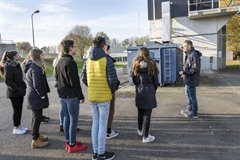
left=0, top=51, right=18, bottom=77
left=0, top=51, right=9, bottom=77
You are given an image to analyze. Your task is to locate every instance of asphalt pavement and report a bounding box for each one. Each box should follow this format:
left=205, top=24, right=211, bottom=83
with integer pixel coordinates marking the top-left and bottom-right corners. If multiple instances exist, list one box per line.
left=0, top=70, right=240, bottom=160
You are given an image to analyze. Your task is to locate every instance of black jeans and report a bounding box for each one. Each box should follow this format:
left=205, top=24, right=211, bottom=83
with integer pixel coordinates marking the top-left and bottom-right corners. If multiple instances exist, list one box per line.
left=32, top=109, right=43, bottom=140
left=10, top=97, right=24, bottom=127
left=138, top=108, right=152, bottom=137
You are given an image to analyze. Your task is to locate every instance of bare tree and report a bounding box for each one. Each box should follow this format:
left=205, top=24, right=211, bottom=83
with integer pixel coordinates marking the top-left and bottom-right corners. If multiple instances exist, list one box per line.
left=66, top=25, right=93, bottom=57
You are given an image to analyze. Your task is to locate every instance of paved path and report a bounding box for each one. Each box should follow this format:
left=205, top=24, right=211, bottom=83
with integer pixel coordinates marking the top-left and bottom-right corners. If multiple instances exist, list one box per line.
left=0, top=71, right=240, bottom=160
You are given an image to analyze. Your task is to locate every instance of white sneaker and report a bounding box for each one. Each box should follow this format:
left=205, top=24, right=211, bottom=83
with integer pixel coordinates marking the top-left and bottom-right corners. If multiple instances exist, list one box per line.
left=137, top=130, right=143, bottom=136
left=143, top=135, right=155, bottom=143
left=106, top=130, right=119, bottom=139
left=19, top=126, right=28, bottom=132
left=13, top=127, right=27, bottom=135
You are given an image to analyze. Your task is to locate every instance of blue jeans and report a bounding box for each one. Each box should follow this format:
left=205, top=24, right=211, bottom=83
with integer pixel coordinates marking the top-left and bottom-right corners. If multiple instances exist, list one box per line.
left=185, top=85, right=198, bottom=116
left=90, top=102, right=110, bottom=155
left=59, top=105, right=64, bottom=126
left=60, top=98, right=80, bottom=145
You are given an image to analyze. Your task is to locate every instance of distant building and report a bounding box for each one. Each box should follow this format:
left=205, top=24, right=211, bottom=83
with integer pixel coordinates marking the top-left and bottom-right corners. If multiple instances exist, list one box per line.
left=148, top=0, right=239, bottom=71
left=0, top=34, right=16, bottom=57
left=109, top=46, right=127, bottom=64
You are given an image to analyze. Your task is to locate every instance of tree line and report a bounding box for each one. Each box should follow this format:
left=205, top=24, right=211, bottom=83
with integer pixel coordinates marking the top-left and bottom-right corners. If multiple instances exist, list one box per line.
left=16, top=25, right=149, bottom=58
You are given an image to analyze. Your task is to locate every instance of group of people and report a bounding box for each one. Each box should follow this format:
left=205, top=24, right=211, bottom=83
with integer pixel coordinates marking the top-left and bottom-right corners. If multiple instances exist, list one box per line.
left=0, top=38, right=200, bottom=160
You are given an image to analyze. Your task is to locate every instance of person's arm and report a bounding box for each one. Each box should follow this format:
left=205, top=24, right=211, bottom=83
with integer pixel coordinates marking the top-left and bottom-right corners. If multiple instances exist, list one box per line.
left=106, top=56, right=119, bottom=93
left=32, top=66, right=45, bottom=98
left=153, top=74, right=159, bottom=91
left=67, top=60, right=84, bottom=100
left=183, top=53, right=199, bottom=76
left=4, top=66, right=19, bottom=91
left=81, top=62, right=88, bottom=86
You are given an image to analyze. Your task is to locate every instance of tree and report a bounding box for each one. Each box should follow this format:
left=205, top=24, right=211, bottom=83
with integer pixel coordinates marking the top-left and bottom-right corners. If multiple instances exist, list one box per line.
left=95, top=32, right=110, bottom=44
left=225, top=0, right=240, bottom=59
left=110, top=38, right=121, bottom=46
left=65, top=25, right=93, bottom=57
left=41, top=46, right=50, bottom=54
left=134, top=36, right=149, bottom=45
left=16, top=42, right=32, bottom=54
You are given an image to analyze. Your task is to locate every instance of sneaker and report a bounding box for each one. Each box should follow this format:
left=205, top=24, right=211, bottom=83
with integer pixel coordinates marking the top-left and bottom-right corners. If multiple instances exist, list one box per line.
left=67, top=143, right=87, bottom=153
left=42, top=115, right=50, bottom=120
left=183, top=112, right=199, bottom=119
left=180, top=109, right=191, bottom=115
left=97, top=151, right=115, bottom=160
left=38, top=134, right=48, bottom=142
left=143, top=135, right=155, bottom=143
left=106, top=130, right=119, bottom=139
left=41, top=118, right=49, bottom=124
left=65, top=140, right=84, bottom=150
left=31, top=139, right=48, bottom=148
left=19, top=126, right=28, bottom=132
left=137, top=130, right=143, bottom=136
left=13, top=127, right=27, bottom=135
left=92, top=153, right=98, bottom=160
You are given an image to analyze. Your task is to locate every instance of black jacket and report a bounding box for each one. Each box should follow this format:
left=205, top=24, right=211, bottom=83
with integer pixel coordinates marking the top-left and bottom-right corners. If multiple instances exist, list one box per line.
left=25, top=62, right=50, bottom=110
left=55, top=54, right=84, bottom=100
left=4, top=60, right=26, bottom=98
left=183, top=47, right=201, bottom=87
left=132, top=61, right=158, bottom=109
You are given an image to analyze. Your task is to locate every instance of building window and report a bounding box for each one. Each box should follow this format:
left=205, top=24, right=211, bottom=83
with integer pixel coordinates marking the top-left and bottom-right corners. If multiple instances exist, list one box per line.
left=189, top=0, right=219, bottom=11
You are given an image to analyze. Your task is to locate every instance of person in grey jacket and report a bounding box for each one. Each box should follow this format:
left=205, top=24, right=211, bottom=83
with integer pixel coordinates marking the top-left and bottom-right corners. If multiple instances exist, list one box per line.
left=179, top=40, right=201, bottom=118
left=25, top=49, right=50, bottom=148
left=131, top=47, right=159, bottom=143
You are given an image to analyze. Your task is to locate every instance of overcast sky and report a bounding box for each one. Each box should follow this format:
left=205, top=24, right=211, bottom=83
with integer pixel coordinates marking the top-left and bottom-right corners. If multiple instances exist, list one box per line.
left=0, top=0, right=149, bottom=48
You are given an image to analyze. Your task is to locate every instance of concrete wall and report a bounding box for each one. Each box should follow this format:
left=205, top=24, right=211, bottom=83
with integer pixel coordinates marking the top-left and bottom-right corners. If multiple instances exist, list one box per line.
left=149, top=15, right=231, bottom=70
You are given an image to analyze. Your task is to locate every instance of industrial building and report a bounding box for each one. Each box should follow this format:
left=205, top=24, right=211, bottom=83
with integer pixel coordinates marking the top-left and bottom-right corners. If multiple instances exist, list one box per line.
left=148, top=0, right=239, bottom=71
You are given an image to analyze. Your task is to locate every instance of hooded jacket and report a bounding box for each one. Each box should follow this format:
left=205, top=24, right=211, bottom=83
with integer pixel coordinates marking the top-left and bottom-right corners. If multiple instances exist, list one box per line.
left=132, top=60, right=158, bottom=109
left=25, top=62, right=50, bottom=110
left=81, top=47, right=119, bottom=103
left=4, top=60, right=26, bottom=98
left=183, top=47, right=201, bottom=86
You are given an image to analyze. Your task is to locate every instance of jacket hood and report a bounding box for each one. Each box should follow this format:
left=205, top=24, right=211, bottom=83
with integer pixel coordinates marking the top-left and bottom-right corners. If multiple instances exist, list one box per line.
left=195, top=49, right=202, bottom=57
left=23, top=60, right=33, bottom=73
left=138, top=61, right=148, bottom=73
left=5, top=59, right=19, bottom=67
left=89, top=47, right=106, bottom=60
left=186, top=47, right=202, bottom=57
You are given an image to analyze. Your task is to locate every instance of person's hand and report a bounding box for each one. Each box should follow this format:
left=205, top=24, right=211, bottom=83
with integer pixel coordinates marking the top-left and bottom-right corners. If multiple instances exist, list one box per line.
left=80, top=99, right=85, bottom=104
left=179, top=71, right=184, bottom=75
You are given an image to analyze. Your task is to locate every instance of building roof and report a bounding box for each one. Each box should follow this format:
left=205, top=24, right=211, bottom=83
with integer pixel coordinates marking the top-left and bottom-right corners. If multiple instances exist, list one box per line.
left=110, top=46, right=126, bottom=54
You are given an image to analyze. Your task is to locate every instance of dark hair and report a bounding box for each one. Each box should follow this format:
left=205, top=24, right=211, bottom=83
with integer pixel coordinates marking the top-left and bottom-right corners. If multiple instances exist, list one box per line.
left=184, top=40, right=193, bottom=47
left=0, top=51, right=18, bottom=77
left=107, top=45, right=110, bottom=51
left=130, top=47, right=159, bottom=77
left=93, top=36, right=106, bottom=48
left=60, top=39, right=74, bottom=54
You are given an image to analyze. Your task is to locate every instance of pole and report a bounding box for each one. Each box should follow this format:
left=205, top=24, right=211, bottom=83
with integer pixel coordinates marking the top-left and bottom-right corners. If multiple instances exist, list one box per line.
left=31, top=10, right=40, bottom=48
left=31, top=13, right=35, bottom=48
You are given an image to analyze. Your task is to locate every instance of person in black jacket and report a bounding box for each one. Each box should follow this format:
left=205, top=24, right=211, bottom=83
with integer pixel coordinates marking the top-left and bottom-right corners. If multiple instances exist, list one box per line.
left=0, top=51, right=28, bottom=135
left=179, top=40, right=201, bottom=119
left=55, top=39, right=87, bottom=153
left=131, top=47, right=159, bottom=143
left=25, top=49, right=50, bottom=148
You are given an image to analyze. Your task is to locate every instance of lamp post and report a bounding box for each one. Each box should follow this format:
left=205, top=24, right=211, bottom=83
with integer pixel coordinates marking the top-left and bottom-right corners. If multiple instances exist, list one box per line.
left=31, top=10, right=40, bottom=48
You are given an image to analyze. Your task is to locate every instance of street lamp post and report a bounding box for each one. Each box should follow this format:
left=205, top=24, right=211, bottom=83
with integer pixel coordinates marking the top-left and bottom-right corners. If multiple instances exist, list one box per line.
left=31, top=10, right=40, bottom=48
